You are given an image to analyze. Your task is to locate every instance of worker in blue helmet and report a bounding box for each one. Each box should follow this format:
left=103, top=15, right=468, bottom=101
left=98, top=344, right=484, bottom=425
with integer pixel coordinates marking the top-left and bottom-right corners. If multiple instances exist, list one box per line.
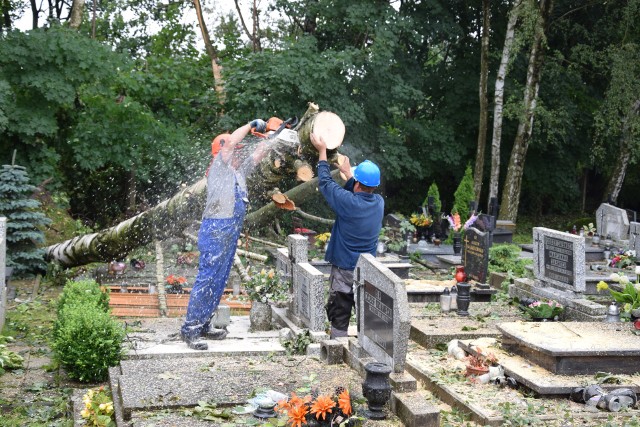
left=310, top=133, right=384, bottom=339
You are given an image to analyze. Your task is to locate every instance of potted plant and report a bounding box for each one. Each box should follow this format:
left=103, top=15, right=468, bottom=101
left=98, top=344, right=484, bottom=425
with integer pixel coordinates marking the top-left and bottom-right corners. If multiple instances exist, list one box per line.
left=464, top=352, right=498, bottom=377
left=244, top=269, right=289, bottom=331
left=522, top=299, right=564, bottom=321
left=165, top=274, right=187, bottom=294
left=410, top=212, right=433, bottom=241
left=597, top=268, right=640, bottom=319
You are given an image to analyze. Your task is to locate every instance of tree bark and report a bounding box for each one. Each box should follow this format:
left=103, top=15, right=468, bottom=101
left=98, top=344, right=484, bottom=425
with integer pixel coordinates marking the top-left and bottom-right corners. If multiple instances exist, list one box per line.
left=192, top=0, right=224, bottom=100
left=488, top=0, right=522, bottom=210
left=605, top=99, right=640, bottom=203
left=473, top=0, right=490, bottom=204
left=499, top=0, right=553, bottom=223
left=45, top=106, right=344, bottom=267
left=68, top=0, right=84, bottom=29
left=1, top=0, right=12, bottom=30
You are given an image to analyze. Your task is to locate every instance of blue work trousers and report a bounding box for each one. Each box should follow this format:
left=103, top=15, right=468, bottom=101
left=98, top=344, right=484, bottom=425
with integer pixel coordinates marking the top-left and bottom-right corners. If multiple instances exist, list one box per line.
left=181, top=190, right=246, bottom=340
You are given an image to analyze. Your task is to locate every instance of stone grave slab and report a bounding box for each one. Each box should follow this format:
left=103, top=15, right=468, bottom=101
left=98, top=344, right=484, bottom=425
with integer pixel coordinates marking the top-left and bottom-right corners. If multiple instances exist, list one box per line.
left=457, top=339, right=640, bottom=396
left=0, top=217, right=6, bottom=332
left=630, top=222, right=640, bottom=255
left=113, top=355, right=365, bottom=420
left=355, top=254, right=410, bottom=373
left=497, top=321, right=640, bottom=375
left=596, top=203, right=630, bottom=241
left=292, top=262, right=326, bottom=332
left=532, top=227, right=586, bottom=292
left=462, top=227, right=491, bottom=283
left=406, top=346, right=640, bottom=427
left=509, top=278, right=605, bottom=321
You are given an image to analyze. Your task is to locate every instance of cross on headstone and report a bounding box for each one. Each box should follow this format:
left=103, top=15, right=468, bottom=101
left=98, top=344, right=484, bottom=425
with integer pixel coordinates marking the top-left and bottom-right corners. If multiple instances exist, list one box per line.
left=488, top=197, right=499, bottom=217
left=463, top=234, right=471, bottom=265
left=534, top=233, right=544, bottom=274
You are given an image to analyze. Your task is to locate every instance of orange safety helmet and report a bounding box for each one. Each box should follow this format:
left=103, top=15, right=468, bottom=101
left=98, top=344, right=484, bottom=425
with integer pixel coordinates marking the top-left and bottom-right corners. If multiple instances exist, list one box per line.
left=211, top=133, right=246, bottom=157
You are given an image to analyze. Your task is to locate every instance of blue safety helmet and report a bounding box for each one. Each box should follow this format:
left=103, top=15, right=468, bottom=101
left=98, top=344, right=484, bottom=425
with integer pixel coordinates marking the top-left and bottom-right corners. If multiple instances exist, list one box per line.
left=352, top=160, right=381, bottom=187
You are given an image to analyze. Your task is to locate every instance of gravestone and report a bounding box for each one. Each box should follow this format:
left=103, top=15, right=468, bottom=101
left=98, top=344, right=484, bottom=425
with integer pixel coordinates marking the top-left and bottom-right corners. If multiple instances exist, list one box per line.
left=625, top=209, right=637, bottom=224
left=630, top=222, right=640, bottom=256
left=383, top=213, right=403, bottom=228
left=595, top=203, right=630, bottom=241
left=532, top=227, right=586, bottom=292
left=472, top=213, right=495, bottom=233
left=275, top=248, right=292, bottom=284
left=276, top=234, right=310, bottom=318
left=355, top=253, right=410, bottom=373
left=510, top=229, right=604, bottom=321
left=292, top=262, right=326, bottom=332
left=0, top=218, right=5, bottom=332
left=288, top=234, right=309, bottom=264
left=462, top=227, right=491, bottom=283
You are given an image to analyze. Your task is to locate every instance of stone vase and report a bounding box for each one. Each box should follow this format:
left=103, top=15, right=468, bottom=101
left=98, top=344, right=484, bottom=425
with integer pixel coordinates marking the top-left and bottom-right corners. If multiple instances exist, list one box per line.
left=362, top=362, right=392, bottom=420
left=456, top=282, right=471, bottom=316
left=249, top=300, right=272, bottom=331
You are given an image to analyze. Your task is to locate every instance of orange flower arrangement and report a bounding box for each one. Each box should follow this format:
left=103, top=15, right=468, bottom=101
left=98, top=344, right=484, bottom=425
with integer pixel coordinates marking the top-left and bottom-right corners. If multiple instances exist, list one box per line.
left=310, top=395, right=334, bottom=421
left=337, top=389, right=352, bottom=416
left=276, top=388, right=357, bottom=426
left=165, top=274, right=187, bottom=286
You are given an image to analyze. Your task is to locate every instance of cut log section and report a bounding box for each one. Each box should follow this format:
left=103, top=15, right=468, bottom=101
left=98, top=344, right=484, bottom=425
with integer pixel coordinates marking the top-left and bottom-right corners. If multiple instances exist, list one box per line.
left=271, top=191, right=296, bottom=211
left=295, top=103, right=345, bottom=163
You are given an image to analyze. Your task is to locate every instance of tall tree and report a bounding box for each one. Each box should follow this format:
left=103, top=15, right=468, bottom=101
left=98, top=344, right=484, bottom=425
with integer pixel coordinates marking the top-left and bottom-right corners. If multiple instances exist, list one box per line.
left=192, top=0, right=224, bottom=98
left=596, top=44, right=640, bottom=203
left=473, top=0, right=490, bottom=204
left=499, top=0, right=553, bottom=222
left=487, top=0, right=523, bottom=211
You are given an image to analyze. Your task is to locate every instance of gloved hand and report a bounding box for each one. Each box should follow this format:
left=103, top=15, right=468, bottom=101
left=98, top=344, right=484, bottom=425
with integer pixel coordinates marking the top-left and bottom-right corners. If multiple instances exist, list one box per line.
left=249, top=119, right=267, bottom=133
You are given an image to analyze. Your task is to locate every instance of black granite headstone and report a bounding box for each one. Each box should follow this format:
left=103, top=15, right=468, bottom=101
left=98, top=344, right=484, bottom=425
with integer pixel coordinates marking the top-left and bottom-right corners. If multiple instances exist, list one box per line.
left=462, top=228, right=491, bottom=283
left=363, top=280, right=394, bottom=358
left=542, top=235, right=575, bottom=286
left=383, top=213, right=403, bottom=228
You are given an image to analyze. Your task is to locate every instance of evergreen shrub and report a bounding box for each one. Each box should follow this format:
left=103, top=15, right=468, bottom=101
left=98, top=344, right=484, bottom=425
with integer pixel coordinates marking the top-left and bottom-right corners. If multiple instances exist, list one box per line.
left=452, top=164, right=475, bottom=219
left=423, top=183, right=442, bottom=213
left=0, top=164, right=51, bottom=277
left=52, top=280, right=123, bottom=382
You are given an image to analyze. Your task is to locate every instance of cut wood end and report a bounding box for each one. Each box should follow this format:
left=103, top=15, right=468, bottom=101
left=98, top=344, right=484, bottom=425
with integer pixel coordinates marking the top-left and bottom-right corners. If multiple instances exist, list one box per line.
left=274, top=198, right=296, bottom=211
left=273, top=158, right=281, bottom=168
left=296, top=166, right=314, bottom=182
left=272, top=193, right=287, bottom=204
left=313, top=112, right=345, bottom=150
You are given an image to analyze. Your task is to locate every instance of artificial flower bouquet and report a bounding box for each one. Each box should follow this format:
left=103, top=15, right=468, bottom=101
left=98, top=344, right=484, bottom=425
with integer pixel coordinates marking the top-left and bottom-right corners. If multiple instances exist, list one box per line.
left=445, top=212, right=479, bottom=233
left=608, top=249, right=637, bottom=269
left=165, top=274, right=187, bottom=293
left=523, top=300, right=564, bottom=320
left=276, top=388, right=362, bottom=427
left=410, top=213, right=433, bottom=227
left=244, top=269, right=289, bottom=304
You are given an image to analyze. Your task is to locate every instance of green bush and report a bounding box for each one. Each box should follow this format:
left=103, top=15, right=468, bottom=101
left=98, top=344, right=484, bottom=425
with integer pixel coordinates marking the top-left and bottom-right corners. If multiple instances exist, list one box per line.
left=52, top=304, right=124, bottom=382
left=56, top=279, right=110, bottom=316
left=423, top=183, right=442, bottom=213
left=488, top=244, right=532, bottom=278
left=452, top=164, right=475, bottom=219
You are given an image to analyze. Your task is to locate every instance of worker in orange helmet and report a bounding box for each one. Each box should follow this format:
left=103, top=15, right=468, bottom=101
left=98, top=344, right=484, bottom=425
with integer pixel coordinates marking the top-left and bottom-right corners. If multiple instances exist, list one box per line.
left=181, top=119, right=273, bottom=350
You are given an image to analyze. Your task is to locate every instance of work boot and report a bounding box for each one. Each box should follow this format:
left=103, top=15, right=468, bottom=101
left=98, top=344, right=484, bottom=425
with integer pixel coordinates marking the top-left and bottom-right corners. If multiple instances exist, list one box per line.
left=181, top=332, right=208, bottom=350
left=202, top=327, right=228, bottom=340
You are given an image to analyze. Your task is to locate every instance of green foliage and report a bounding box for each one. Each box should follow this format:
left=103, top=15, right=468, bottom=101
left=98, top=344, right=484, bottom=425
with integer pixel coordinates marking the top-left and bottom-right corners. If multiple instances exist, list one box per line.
left=0, top=164, right=51, bottom=277
left=522, top=300, right=564, bottom=320
left=0, top=338, right=24, bottom=375
left=282, top=330, right=312, bottom=356
left=489, top=244, right=532, bottom=278
left=55, top=279, right=110, bottom=317
left=451, top=164, right=475, bottom=219
left=424, top=183, right=442, bottom=213
left=52, top=280, right=123, bottom=382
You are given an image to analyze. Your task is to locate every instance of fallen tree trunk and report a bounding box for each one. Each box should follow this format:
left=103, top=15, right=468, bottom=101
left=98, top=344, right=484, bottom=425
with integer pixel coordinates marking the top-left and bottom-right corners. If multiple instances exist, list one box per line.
left=45, top=105, right=344, bottom=268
